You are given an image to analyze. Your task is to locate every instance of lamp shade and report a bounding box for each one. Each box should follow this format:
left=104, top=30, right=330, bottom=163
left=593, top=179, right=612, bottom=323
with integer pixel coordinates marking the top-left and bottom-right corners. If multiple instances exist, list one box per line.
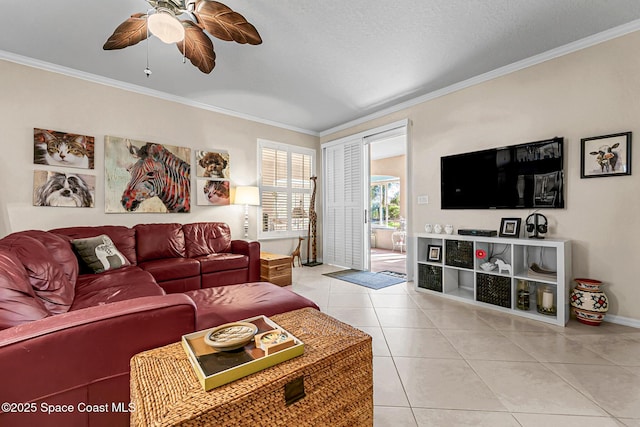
left=148, top=11, right=185, bottom=44
left=234, top=186, right=260, bottom=206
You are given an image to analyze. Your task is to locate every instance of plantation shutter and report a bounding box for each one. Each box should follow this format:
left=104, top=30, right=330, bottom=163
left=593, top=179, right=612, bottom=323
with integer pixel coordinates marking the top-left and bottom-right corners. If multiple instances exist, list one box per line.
left=259, top=140, right=314, bottom=237
left=261, top=147, right=289, bottom=232
left=323, top=138, right=365, bottom=269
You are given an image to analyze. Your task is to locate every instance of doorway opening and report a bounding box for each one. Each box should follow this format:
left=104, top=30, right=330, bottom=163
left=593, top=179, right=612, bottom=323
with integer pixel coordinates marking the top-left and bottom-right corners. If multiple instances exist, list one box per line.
left=321, top=119, right=409, bottom=273
left=368, top=133, right=407, bottom=276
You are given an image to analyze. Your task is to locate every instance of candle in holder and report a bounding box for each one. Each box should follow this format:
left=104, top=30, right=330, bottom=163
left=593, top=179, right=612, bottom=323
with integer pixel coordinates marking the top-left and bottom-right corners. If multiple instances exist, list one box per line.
left=536, top=285, right=556, bottom=315
left=542, top=290, right=554, bottom=309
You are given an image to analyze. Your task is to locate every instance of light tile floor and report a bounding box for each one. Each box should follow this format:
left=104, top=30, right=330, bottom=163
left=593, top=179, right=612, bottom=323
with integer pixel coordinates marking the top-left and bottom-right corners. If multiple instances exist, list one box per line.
left=288, top=264, right=640, bottom=427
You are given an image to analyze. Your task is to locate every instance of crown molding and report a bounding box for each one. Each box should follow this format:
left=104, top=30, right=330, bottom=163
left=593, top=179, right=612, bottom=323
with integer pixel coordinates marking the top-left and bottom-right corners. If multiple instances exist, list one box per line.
left=4, top=16, right=640, bottom=140
left=0, top=51, right=320, bottom=137
left=319, top=19, right=640, bottom=137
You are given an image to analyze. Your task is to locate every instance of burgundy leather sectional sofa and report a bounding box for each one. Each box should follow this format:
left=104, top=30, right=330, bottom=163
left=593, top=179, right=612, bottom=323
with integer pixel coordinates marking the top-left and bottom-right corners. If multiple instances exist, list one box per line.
left=0, top=222, right=318, bottom=427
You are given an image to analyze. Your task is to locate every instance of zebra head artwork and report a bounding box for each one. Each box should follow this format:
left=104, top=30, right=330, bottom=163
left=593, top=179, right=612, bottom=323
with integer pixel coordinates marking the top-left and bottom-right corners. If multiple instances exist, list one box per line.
left=121, top=141, right=191, bottom=213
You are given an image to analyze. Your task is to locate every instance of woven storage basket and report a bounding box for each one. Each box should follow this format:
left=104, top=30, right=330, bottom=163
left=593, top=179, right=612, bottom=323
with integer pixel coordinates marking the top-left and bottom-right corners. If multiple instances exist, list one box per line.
left=130, top=308, right=373, bottom=427
left=445, top=240, right=474, bottom=269
left=476, top=273, right=511, bottom=308
left=418, top=264, right=442, bottom=292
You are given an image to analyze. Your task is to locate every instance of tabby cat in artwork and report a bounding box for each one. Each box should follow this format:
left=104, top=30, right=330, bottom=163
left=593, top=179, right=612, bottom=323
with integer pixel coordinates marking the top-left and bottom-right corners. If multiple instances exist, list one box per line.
left=34, top=129, right=91, bottom=169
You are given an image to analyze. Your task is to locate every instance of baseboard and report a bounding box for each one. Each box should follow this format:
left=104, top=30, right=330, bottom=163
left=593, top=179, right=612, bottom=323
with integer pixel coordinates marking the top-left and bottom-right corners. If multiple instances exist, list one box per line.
left=603, top=314, right=640, bottom=329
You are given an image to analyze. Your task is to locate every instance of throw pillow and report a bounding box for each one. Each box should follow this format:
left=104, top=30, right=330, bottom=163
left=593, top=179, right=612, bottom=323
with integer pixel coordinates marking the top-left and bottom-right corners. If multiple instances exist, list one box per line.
left=72, top=235, right=131, bottom=274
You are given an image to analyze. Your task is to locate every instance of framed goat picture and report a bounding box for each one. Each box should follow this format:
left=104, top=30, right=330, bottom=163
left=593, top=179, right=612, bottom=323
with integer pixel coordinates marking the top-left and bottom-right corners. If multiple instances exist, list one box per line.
left=581, top=132, right=632, bottom=178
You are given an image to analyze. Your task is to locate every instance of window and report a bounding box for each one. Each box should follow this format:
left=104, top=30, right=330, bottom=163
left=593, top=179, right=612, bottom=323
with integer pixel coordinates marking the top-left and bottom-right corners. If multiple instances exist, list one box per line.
left=258, top=139, right=316, bottom=238
left=370, top=175, right=401, bottom=229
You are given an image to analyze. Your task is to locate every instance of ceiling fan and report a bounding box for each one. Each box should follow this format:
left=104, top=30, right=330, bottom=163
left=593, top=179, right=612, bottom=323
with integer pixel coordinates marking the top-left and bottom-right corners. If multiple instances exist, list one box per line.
left=103, top=0, right=262, bottom=74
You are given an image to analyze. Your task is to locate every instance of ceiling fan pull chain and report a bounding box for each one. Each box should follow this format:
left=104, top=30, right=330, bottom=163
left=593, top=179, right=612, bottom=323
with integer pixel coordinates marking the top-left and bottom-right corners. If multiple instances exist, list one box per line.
left=144, top=10, right=152, bottom=77
left=183, top=37, right=186, bottom=64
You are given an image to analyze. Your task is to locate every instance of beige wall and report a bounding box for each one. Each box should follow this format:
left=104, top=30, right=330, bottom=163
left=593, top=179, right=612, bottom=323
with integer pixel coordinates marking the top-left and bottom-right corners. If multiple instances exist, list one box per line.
left=0, top=60, right=320, bottom=258
left=323, top=32, right=640, bottom=323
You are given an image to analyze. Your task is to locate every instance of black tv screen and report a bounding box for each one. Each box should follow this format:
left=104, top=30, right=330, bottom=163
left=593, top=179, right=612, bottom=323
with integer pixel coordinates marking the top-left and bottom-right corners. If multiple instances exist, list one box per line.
left=441, top=137, right=564, bottom=209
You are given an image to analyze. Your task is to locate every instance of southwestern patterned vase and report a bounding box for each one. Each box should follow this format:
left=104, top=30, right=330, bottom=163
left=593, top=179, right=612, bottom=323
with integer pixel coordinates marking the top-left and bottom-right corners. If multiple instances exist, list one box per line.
left=569, top=278, right=609, bottom=326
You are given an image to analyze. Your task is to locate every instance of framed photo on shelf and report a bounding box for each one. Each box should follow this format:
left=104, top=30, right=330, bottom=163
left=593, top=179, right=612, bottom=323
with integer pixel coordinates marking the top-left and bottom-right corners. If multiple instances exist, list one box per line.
left=580, top=132, right=632, bottom=178
left=499, top=218, right=521, bottom=238
left=427, top=244, right=442, bottom=262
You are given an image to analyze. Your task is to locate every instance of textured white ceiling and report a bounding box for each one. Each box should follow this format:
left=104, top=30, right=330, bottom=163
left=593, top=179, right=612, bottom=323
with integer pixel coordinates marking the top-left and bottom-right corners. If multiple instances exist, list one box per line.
left=2, top=1, right=640, bottom=134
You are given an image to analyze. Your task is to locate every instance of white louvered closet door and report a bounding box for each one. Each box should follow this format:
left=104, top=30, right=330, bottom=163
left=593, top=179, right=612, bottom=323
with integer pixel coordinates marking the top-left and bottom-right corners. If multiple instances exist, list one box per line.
left=323, top=138, right=366, bottom=270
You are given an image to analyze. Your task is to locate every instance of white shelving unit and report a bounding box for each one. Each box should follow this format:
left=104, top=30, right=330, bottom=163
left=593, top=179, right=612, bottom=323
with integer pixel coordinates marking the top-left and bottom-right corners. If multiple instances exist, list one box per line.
left=416, top=233, right=571, bottom=326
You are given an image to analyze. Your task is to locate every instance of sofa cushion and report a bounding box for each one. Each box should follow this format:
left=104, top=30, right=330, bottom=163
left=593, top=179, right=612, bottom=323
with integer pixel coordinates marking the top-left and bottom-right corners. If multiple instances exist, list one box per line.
left=71, top=234, right=131, bottom=273
left=0, top=248, right=49, bottom=329
left=185, top=282, right=319, bottom=330
left=198, top=253, right=248, bottom=274
left=71, top=267, right=164, bottom=311
left=183, top=222, right=232, bottom=257
left=135, top=223, right=185, bottom=262
left=0, top=235, right=74, bottom=315
left=138, top=258, right=200, bottom=282
left=51, top=225, right=138, bottom=265
left=7, top=230, right=79, bottom=286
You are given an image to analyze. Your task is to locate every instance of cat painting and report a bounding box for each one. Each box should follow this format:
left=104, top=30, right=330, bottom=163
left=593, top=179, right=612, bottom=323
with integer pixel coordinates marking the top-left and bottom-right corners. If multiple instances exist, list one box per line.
left=196, top=180, right=230, bottom=206
left=34, top=128, right=94, bottom=169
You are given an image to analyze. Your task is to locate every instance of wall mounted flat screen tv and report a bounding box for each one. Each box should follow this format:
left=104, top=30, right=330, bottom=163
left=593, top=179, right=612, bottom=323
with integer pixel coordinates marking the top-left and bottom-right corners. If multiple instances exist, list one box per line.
left=441, top=137, right=564, bottom=209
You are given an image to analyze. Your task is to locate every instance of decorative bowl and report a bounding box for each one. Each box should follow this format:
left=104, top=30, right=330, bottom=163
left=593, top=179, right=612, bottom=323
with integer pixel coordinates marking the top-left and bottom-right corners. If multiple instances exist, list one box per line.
left=480, top=262, right=496, bottom=272
left=204, top=322, right=259, bottom=351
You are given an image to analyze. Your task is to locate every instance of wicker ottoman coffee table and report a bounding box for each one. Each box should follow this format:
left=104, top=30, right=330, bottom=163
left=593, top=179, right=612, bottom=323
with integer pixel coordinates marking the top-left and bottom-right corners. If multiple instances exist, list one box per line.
left=130, top=308, right=373, bottom=426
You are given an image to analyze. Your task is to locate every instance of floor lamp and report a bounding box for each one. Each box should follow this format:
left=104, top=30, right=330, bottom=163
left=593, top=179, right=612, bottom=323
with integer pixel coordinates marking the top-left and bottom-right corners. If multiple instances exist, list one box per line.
left=234, top=186, right=260, bottom=239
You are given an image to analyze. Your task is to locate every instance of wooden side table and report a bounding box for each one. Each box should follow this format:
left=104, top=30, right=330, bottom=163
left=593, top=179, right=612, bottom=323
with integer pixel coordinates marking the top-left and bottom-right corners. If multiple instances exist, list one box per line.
left=259, top=251, right=292, bottom=286
left=130, top=308, right=373, bottom=426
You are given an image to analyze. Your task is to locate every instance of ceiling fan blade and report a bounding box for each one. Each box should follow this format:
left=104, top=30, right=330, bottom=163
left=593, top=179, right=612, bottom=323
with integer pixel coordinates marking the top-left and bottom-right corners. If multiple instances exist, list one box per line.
left=103, top=13, right=148, bottom=50
left=193, top=0, right=262, bottom=45
left=177, top=21, right=216, bottom=74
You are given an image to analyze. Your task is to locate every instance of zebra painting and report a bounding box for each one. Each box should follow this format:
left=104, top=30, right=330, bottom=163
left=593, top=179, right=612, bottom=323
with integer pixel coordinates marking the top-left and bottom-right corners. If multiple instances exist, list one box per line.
left=121, top=141, right=191, bottom=213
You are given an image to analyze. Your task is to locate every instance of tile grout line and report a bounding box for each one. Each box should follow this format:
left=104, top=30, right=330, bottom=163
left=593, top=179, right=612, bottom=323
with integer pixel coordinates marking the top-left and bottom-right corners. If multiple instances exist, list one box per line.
left=368, top=291, right=419, bottom=425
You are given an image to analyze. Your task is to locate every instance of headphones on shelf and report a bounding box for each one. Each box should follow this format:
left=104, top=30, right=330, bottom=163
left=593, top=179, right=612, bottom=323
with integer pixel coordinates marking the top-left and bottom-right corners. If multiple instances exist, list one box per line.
left=526, top=213, right=548, bottom=239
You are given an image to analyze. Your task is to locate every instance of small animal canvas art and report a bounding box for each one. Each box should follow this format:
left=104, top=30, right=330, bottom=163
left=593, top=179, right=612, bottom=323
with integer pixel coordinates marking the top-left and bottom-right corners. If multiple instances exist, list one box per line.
left=197, top=180, right=230, bottom=206
left=34, top=128, right=94, bottom=169
left=196, top=150, right=230, bottom=179
left=33, top=171, right=95, bottom=207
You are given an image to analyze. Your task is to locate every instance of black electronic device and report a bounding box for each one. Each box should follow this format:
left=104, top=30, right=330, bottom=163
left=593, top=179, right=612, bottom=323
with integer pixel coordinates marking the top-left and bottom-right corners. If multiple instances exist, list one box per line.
left=457, top=229, right=497, bottom=237
left=526, top=213, right=548, bottom=239
left=441, top=137, right=564, bottom=209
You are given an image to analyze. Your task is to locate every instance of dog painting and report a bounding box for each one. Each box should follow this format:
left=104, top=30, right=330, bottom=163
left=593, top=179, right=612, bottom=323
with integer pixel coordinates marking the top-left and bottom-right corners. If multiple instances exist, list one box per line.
left=33, top=170, right=95, bottom=207
left=197, top=180, right=230, bottom=206
left=196, top=150, right=229, bottom=179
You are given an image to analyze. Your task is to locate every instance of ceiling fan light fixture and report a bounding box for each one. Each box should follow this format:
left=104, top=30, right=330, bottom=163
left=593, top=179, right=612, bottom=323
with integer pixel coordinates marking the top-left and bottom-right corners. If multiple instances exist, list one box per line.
left=147, top=10, right=185, bottom=44
left=104, top=0, right=262, bottom=74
